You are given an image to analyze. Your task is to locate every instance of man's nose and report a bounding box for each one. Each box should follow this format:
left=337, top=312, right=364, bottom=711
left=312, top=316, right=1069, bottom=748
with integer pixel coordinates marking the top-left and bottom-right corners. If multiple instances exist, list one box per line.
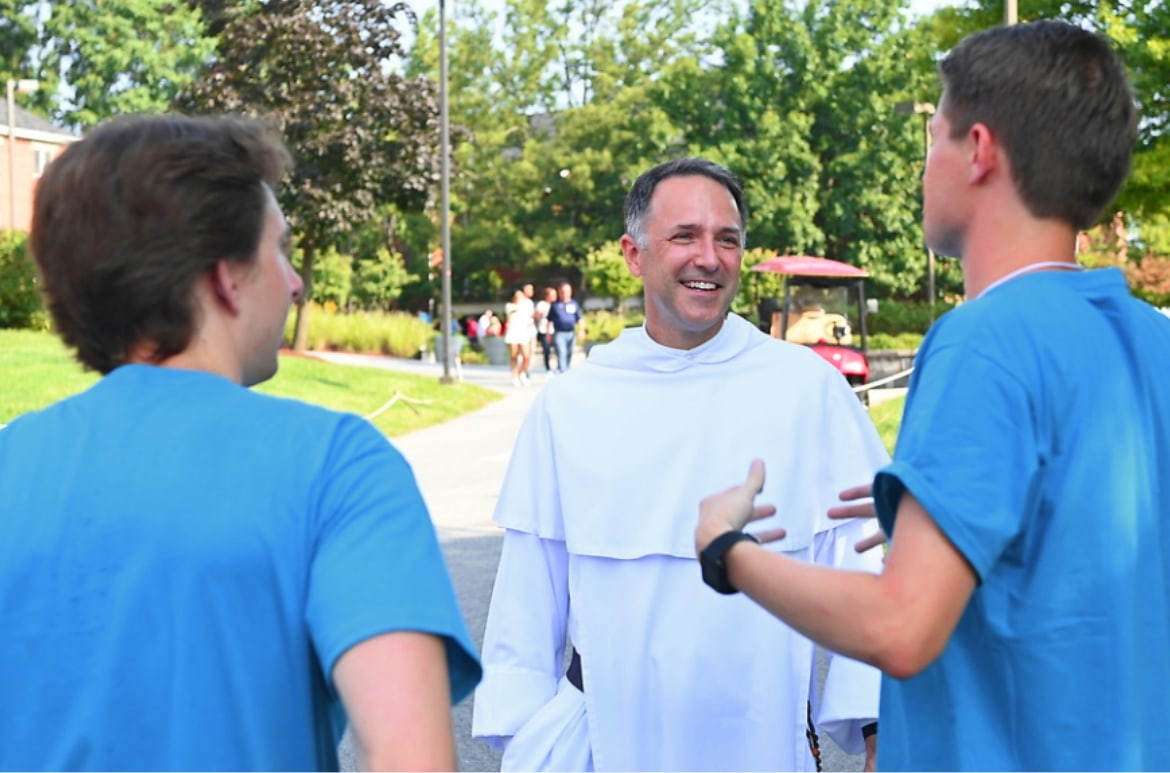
left=288, top=265, right=305, bottom=301
left=693, top=236, right=719, bottom=269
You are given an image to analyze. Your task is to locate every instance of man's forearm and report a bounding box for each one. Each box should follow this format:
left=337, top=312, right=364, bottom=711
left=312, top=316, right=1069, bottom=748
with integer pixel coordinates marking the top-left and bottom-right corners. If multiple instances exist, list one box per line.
left=724, top=541, right=900, bottom=671
left=699, top=466, right=977, bottom=680
left=863, top=731, right=877, bottom=772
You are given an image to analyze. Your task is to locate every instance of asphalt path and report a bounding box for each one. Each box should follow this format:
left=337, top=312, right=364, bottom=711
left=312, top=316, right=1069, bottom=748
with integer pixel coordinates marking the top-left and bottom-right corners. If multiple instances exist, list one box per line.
left=318, top=351, right=873, bottom=771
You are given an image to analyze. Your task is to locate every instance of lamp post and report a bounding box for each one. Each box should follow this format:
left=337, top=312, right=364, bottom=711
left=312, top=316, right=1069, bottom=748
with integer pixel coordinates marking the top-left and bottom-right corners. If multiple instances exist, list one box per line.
left=894, top=100, right=937, bottom=320
left=437, top=0, right=455, bottom=385
left=6, top=78, right=38, bottom=232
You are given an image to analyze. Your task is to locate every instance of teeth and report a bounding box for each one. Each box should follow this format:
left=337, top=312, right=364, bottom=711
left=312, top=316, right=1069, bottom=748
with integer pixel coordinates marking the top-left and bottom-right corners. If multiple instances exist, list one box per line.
left=684, top=281, right=717, bottom=290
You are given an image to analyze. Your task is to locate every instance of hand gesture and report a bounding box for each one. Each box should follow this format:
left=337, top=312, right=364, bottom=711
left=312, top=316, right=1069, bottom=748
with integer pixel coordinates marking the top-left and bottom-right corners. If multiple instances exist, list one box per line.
left=696, top=459, right=785, bottom=555
left=827, top=483, right=888, bottom=553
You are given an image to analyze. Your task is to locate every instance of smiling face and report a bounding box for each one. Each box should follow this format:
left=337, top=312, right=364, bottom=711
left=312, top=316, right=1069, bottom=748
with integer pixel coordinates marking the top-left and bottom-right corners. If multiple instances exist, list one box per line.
left=620, top=174, right=744, bottom=350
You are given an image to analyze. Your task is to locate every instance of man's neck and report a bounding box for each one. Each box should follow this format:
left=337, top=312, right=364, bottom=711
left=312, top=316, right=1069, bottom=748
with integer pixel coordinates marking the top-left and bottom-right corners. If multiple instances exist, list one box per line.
left=960, top=210, right=1079, bottom=299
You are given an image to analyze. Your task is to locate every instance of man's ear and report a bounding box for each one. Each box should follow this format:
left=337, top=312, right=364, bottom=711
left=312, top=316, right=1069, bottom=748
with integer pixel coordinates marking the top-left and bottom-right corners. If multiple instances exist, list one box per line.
left=620, top=233, right=644, bottom=278
left=208, top=259, right=243, bottom=316
left=968, top=122, right=1001, bottom=185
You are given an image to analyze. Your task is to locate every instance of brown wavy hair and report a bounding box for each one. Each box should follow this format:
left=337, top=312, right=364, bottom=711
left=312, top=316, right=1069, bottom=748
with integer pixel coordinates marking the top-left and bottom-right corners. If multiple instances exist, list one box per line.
left=31, top=113, right=291, bottom=374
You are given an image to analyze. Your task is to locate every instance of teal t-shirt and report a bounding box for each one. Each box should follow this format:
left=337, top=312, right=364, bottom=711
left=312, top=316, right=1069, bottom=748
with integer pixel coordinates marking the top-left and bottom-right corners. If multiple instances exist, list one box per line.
left=0, top=365, right=481, bottom=770
left=874, top=268, right=1170, bottom=771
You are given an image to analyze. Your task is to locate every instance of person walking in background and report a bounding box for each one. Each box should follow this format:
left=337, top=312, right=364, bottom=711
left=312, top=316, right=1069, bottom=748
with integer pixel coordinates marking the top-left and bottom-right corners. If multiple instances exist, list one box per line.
left=505, top=286, right=536, bottom=386
left=534, top=285, right=557, bottom=372
left=0, top=114, right=481, bottom=771
left=478, top=308, right=501, bottom=339
left=696, top=21, right=1170, bottom=771
left=521, top=282, right=539, bottom=378
left=473, top=157, right=886, bottom=771
left=546, top=282, right=584, bottom=373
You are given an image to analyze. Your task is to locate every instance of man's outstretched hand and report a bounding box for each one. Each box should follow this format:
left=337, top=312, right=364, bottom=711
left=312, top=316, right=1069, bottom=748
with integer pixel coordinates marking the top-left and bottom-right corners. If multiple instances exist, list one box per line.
left=696, top=459, right=785, bottom=555
left=828, top=483, right=887, bottom=553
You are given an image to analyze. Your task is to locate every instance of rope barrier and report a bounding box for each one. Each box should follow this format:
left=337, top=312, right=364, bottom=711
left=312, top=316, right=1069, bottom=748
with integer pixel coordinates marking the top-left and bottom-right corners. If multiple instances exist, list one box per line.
left=852, top=366, right=915, bottom=394
left=365, top=392, right=432, bottom=421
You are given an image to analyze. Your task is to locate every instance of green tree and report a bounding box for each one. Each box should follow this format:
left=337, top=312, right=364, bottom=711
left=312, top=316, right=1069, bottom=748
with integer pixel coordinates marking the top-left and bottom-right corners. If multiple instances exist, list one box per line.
left=656, top=0, right=937, bottom=297
left=581, top=240, right=642, bottom=307
left=0, top=0, right=38, bottom=85
left=33, top=0, right=214, bottom=129
left=351, top=246, right=416, bottom=311
left=405, top=0, right=706, bottom=299
left=0, top=231, right=42, bottom=329
left=177, top=0, right=442, bottom=350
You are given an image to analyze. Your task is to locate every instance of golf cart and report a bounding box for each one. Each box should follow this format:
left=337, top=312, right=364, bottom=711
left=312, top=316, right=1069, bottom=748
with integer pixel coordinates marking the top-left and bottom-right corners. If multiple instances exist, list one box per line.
left=751, top=255, right=872, bottom=388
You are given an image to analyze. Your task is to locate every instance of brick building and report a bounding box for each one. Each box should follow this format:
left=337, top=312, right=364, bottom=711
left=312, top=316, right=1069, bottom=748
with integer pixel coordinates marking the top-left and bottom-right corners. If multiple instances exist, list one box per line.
left=0, top=103, right=78, bottom=232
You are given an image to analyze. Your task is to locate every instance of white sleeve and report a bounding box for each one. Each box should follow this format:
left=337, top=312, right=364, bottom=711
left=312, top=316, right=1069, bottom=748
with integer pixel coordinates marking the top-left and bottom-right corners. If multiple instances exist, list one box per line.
left=471, top=528, right=570, bottom=750
left=810, top=516, right=883, bottom=754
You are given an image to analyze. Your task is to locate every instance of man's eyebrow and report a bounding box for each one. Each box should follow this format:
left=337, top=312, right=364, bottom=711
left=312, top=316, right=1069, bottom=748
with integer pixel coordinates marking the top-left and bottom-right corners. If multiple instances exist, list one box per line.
left=280, top=227, right=293, bottom=251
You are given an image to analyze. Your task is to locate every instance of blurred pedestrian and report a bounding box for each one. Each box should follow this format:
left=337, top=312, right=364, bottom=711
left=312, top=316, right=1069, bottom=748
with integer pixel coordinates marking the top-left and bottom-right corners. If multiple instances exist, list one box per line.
left=546, top=282, right=584, bottom=373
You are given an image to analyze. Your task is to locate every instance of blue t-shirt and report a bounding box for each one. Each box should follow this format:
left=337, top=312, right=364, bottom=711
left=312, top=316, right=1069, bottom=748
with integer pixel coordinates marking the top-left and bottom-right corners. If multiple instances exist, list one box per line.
left=0, top=365, right=481, bottom=770
left=873, top=268, right=1170, bottom=770
left=547, top=299, right=583, bottom=332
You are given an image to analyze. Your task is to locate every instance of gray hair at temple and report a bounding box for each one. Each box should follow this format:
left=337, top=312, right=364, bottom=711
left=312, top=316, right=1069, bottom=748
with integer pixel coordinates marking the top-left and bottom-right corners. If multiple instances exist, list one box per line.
left=623, top=158, right=748, bottom=250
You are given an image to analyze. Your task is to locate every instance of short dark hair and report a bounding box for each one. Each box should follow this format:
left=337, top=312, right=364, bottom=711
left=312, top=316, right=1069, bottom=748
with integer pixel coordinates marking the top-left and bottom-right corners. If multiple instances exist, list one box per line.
left=624, top=158, right=748, bottom=248
left=939, top=20, right=1136, bottom=230
left=31, top=113, right=291, bottom=374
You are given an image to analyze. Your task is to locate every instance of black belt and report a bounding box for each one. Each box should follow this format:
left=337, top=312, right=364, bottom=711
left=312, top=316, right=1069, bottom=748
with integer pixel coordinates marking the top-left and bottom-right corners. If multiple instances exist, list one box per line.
left=566, top=647, right=583, bottom=691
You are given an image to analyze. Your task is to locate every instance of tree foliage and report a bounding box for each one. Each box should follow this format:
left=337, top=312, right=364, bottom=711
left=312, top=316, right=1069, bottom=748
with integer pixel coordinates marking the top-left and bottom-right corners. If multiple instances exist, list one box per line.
left=407, top=0, right=699, bottom=300
left=15, top=0, right=215, bottom=129
left=0, top=231, right=42, bottom=329
left=176, top=0, right=442, bottom=348
left=582, top=240, right=642, bottom=306
left=655, top=0, right=940, bottom=297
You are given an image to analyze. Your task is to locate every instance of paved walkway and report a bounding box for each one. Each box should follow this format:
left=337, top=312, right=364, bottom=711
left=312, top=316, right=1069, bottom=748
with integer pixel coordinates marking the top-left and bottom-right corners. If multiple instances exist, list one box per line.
left=309, top=351, right=551, bottom=536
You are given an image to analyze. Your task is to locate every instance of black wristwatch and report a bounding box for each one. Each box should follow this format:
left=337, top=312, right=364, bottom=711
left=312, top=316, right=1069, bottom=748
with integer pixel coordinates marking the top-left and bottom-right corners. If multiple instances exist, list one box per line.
left=700, top=530, right=760, bottom=594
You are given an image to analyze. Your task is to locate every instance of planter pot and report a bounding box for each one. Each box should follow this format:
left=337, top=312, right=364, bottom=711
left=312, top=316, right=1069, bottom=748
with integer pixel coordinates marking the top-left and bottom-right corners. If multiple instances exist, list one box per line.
left=432, top=335, right=466, bottom=366
left=481, top=335, right=510, bottom=366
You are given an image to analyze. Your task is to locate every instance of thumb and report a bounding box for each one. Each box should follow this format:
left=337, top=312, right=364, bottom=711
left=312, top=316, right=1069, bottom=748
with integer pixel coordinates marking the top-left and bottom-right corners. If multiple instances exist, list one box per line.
left=743, top=459, right=766, bottom=496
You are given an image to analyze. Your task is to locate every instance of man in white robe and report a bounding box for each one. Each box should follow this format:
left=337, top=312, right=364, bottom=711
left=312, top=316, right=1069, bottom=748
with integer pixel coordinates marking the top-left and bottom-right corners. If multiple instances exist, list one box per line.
left=472, top=158, right=886, bottom=772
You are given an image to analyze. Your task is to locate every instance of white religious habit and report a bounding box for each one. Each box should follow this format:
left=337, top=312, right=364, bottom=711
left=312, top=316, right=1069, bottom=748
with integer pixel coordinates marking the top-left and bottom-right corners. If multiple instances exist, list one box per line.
left=472, top=313, right=887, bottom=772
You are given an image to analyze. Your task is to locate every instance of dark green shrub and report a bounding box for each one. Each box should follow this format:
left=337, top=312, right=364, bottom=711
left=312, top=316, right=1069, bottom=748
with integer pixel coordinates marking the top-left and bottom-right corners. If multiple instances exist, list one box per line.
left=0, top=231, right=45, bottom=329
left=867, top=298, right=955, bottom=336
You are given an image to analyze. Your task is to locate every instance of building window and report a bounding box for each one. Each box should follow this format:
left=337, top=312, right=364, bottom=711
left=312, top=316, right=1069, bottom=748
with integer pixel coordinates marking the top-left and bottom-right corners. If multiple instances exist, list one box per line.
left=33, top=148, right=52, bottom=177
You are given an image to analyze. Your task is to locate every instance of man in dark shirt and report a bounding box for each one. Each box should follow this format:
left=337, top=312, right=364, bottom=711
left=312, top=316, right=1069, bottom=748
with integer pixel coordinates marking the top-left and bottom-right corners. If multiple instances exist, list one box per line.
left=546, top=282, right=584, bottom=373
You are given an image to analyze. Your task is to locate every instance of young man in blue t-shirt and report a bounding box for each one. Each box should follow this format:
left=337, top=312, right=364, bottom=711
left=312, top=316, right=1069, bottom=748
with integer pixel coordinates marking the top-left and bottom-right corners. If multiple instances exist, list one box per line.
left=697, top=21, right=1170, bottom=770
left=0, top=114, right=480, bottom=771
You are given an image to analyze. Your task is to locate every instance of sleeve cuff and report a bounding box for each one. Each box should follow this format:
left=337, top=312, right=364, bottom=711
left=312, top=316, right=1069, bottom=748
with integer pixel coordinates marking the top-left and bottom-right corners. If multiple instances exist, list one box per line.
left=471, top=664, right=558, bottom=741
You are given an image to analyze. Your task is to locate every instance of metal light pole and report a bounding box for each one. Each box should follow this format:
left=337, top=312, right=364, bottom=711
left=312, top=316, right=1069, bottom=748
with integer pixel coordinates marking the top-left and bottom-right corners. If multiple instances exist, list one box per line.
left=1005, top=0, right=1017, bottom=25
left=895, top=100, right=937, bottom=321
left=438, top=0, right=455, bottom=384
left=6, top=78, right=38, bottom=232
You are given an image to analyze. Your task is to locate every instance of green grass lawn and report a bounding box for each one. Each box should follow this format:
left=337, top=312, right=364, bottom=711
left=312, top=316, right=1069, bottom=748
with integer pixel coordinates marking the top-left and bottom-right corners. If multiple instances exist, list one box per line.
left=0, top=329, right=501, bottom=437
left=869, top=393, right=905, bottom=456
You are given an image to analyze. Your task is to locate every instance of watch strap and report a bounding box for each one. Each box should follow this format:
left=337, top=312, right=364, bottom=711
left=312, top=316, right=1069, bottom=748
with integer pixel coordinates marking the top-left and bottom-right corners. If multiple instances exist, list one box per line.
left=700, top=530, right=760, bottom=594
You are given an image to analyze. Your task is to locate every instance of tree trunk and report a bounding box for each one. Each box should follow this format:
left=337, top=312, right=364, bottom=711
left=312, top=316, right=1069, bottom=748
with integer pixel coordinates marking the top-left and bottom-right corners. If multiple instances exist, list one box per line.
left=292, top=239, right=316, bottom=352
